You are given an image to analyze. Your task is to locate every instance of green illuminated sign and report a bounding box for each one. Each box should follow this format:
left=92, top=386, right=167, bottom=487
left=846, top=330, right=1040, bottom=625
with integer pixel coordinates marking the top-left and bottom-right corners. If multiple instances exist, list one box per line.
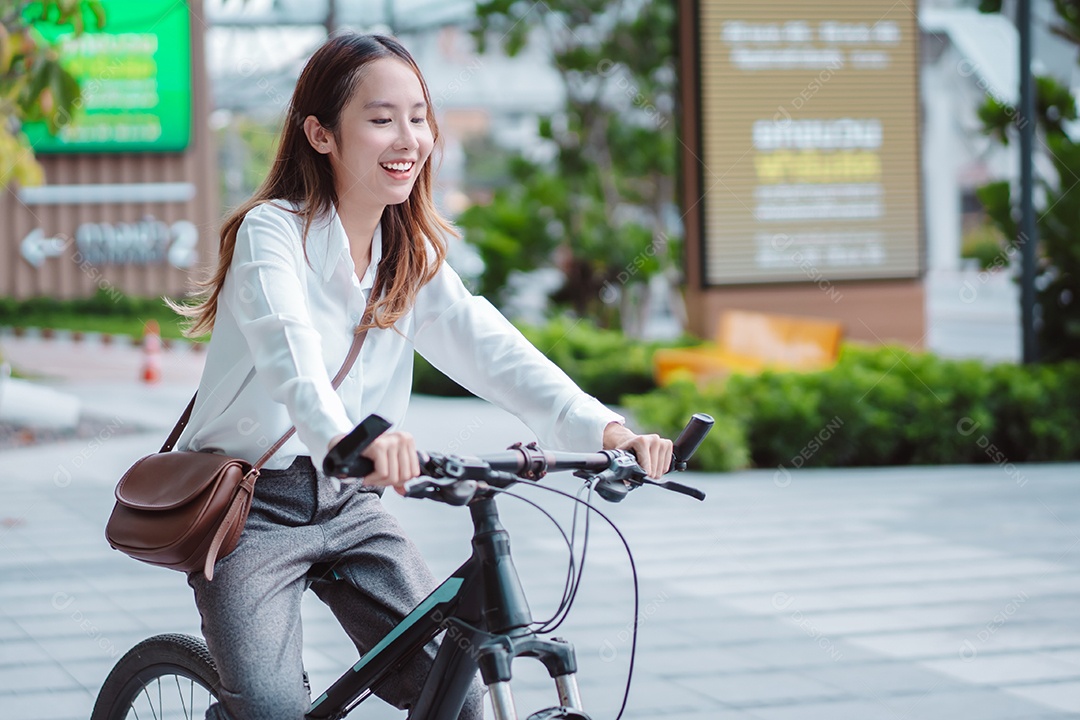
left=24, top=0, right=192, bottom=153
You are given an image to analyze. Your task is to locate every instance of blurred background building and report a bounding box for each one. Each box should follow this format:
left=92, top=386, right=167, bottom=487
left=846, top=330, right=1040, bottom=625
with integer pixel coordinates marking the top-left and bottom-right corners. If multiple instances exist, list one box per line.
left=4, top=0, right=1078, bottom=361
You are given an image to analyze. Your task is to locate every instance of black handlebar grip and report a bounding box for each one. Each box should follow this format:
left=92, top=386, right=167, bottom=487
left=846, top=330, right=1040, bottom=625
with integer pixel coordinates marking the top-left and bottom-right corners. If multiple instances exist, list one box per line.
left=671, top=413, right=715, bottom=469
left=323, top=414, right=392, bottom=478
left=334, top=455, right=375, bottom=479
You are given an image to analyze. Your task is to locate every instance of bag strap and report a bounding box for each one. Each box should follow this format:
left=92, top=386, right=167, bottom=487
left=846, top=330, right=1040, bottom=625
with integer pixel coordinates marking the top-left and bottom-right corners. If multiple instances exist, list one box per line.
left=196, top=313, right=374, bottom=581
left=160, top=316, right=373, bottom=459
left=249, top=325, right=368, bottom=472
left=160, top=394, right=197, bottom=453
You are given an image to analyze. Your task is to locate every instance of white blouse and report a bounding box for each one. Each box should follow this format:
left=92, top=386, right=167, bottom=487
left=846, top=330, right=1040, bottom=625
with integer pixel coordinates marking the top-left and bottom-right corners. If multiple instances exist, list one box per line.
left=176, top=201, right=624, bottom=471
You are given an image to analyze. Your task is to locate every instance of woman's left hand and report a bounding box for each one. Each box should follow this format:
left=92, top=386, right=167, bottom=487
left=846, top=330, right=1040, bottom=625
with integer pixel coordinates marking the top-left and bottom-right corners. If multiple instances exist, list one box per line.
left=602, top=422, right=674, bottom=479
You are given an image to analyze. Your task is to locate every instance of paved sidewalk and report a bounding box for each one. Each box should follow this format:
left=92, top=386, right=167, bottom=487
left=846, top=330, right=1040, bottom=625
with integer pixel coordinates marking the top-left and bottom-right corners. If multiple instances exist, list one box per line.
left=1, top=335, right=1079, bottom=719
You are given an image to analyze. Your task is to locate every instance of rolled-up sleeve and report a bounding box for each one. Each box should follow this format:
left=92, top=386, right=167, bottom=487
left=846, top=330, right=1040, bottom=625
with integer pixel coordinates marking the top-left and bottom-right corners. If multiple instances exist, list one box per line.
left=221, top=206, right=353, bottom=467
left=412, top=262, right=624, bottom=452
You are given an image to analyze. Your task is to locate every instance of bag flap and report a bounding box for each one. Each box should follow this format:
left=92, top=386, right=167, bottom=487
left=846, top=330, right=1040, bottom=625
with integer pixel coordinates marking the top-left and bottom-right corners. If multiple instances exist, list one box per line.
left=116, top=452, right=252, bottom=510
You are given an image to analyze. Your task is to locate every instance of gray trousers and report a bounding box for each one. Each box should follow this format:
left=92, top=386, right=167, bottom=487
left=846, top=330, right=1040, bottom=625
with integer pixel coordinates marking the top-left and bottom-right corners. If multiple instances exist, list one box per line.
left=188, top=457, right=485, bottom=719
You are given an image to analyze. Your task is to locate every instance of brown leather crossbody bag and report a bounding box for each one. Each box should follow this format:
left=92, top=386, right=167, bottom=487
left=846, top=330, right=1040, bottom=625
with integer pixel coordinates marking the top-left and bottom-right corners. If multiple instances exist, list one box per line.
left=105, top=330, right=367, bottom=581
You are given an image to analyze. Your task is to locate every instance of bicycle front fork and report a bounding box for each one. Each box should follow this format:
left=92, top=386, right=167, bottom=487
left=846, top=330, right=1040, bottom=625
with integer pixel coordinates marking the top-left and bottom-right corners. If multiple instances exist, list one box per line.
left=479, top=636, right=589, bottom=720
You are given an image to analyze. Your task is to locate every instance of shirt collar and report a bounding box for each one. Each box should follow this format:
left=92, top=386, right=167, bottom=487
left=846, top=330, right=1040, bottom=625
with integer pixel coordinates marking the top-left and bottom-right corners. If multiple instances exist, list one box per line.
left=309, top=204, right=384, bottom=286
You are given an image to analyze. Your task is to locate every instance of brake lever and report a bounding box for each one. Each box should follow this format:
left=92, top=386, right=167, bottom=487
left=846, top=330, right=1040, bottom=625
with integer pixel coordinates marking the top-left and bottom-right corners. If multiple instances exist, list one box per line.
left=404, top=478, right=480, bottom=506
left=639, top=478, right=706, bottom=501
left=589, top=453, right=645, bottom=503
left=593, top=472, right=633, bottom=503
left=588, top=449, right=707, bottom=503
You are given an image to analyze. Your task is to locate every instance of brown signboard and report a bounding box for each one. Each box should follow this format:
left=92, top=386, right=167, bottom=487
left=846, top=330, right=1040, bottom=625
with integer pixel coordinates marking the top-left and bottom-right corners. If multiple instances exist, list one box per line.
left=1, top=0, right=216, bottom=302
left=696, top=0, right=922, bottom=286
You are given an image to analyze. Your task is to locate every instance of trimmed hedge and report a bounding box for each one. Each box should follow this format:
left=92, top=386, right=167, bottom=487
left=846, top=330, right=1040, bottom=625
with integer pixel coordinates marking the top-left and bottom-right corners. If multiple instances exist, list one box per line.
left=0, top=290, right=192, bottom=340
left=622, top=344, right=1080, bottom=472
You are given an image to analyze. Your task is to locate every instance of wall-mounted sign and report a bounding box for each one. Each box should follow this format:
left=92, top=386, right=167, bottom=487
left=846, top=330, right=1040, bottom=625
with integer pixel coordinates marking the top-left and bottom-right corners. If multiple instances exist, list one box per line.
left=22, top=0, right=192, bottom=153
left=20, top=218, right=198, bottom=269
left=697, top=1, right=921, bottom=285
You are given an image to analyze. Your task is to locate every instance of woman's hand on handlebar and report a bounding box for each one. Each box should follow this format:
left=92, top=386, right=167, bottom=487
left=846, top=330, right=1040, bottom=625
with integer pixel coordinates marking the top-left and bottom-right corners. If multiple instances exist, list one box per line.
left=602, top=422, right=674, bottom=479
left=327, top=430, right=420, bottom=495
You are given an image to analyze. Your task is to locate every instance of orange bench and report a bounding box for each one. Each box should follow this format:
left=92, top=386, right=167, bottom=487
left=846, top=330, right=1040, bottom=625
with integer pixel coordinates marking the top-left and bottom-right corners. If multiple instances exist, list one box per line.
left=653, top=310, right=843, bottom=385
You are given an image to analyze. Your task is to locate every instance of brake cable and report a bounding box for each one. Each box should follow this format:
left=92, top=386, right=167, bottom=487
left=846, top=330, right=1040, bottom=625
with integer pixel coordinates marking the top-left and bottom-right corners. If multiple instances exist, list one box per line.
left=487, top=485, right=577, bottom=629
left=514, top=479, right=640, bottom=720
left=536, top=481, right=594, bottom=635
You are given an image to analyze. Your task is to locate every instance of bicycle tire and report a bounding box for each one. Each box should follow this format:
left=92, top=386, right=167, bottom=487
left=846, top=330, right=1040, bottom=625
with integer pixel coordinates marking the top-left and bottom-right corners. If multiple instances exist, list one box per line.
left=91, top=633, right=222, bottom=720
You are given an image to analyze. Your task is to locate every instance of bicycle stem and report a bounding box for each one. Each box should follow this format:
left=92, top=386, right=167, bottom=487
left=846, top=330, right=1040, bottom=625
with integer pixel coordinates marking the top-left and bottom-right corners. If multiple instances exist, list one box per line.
left=469, top=493, right=533, bottom=634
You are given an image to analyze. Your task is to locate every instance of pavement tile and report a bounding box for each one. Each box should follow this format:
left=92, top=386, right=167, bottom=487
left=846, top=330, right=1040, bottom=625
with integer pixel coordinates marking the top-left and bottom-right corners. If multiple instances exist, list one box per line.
left=83, top=570, right=189, bottom=595
left=681, top=559, right=1071, bottom=598
left=674, top=670, right=850, bottom=707
left=105, top=589, right=203, bottom=613
left=626, top=711, right=760, bottom=720
left=847, top=628, right=1080, bottom=660
left=744, top=698, right=913, bottom=720
left=0, top=616, right=27, bottom=642
left=636, top=646, right=771, bottom=675
left=0, top=639, right=51, bottom=667
left=0, top=688, right=94, bottom=720
left=60, top=658, right=114, bottom=690
left=1039, top=649, right=1080, bottom=669
left=0, top=577, right=98, bottom=601
left=725, top=577, right=1080, bottom=616
left=737, top=638, right=876, bottom=669
left=0, top=661, right=81, bottom=694
left=921, top=652, right=1080, bottom=685
left=301, top=646, right=350, bottom=675
left=791, top=602, right=1018, bottom=636
left=530, top=675, right=717, bottom=718
left=660, top=617, right=800, bottom=646
left=803, top=661, right=971, bottom=699
left=1003, top=681, right=1080, bottom=714
left=628, top=676, right=722, bottom=708
left=33, top=631, right=148, bottom=664
left=690, top=544, right=1000, bottom=578
left=125, top=609, right=202, bottom=634
left=881, top=687, right=1071, bottom=720
left=713, top=532, right=939, bottom=558
left=1, top=591, right=124, bottom=620
left=12, top=608, right=144, bottom=641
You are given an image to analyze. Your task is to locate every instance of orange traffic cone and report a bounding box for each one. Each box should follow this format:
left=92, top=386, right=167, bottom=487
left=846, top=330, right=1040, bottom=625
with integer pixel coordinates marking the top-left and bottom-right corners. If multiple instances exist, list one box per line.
left=142, top=320, right=162, bottom=384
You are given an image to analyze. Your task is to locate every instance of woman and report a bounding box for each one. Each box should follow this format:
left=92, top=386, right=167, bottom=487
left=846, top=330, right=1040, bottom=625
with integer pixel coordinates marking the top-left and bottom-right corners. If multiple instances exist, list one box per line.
left=174, top=32, right=673, bottom=720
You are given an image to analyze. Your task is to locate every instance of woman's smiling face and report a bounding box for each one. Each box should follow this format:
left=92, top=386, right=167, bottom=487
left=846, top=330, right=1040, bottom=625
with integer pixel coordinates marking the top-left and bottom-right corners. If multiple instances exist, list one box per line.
left=311, top=57, right=434, bottom=209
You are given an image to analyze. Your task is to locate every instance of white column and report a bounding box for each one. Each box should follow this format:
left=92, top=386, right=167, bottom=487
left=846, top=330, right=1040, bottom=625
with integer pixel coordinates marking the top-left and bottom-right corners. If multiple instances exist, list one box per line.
left=921, top=51, right=963, bottom=273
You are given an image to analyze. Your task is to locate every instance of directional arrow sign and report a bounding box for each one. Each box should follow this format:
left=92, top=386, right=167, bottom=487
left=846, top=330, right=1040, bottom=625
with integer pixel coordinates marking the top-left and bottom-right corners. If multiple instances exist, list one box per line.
left=21, top=229, right=69, bottom=268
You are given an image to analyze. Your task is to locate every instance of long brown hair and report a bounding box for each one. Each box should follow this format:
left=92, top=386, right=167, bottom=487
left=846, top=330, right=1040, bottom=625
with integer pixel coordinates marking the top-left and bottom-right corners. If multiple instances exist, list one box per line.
left=175, top=33, right=455, bottom=337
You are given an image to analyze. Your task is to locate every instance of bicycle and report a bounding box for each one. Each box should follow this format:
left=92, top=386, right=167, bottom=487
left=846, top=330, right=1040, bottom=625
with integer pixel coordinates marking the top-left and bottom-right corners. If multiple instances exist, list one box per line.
left=91, top=412, right=713, bottom=720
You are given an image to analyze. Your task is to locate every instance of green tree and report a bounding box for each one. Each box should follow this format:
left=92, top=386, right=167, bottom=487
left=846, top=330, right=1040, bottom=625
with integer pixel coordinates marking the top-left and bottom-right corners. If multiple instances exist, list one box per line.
left=463, top=0, right=681, bottom=331
left=0, top=0, right=104, bottom=188
left=977, top=1, right=1080, bottom=360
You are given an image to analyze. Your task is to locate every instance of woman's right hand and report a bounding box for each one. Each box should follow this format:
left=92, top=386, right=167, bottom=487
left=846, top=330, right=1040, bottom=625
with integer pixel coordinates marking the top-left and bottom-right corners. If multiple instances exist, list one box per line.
left=327, top=431, right=420, bottom=495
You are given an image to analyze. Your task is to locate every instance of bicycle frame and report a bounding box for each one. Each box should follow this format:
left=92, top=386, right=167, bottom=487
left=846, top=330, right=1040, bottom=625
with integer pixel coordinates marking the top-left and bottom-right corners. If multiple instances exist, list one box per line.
left=305, top=491, right=583, bottom=720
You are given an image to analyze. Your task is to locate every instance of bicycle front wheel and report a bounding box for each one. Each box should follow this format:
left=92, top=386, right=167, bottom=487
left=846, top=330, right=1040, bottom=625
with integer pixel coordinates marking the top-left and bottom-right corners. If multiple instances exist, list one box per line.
left=91, top=633, right=221, bottom=720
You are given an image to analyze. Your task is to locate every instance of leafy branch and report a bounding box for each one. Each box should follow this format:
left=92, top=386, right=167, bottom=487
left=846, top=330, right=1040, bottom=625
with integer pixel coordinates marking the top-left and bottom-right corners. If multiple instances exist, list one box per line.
left=0, top=0, right=104, bottom=188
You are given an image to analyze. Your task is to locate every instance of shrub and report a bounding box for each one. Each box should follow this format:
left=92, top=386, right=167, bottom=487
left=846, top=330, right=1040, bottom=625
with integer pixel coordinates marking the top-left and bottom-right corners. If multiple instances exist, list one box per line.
left=515, top=318, right=668, bottom=404
left=412, top=353, right=472, bottom=397
left=984, top=362, right=1080, bottom=462
left=620, top=344, right=1080, bottom=472
left=0, top=291, right=188, bottom=338
left=620, top=379, right=749, bottom=472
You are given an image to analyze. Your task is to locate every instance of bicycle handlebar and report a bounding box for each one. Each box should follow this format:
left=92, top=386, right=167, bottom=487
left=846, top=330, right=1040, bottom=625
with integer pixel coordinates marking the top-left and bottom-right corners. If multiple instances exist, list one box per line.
left=323, top=413, right=714, bottom=504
